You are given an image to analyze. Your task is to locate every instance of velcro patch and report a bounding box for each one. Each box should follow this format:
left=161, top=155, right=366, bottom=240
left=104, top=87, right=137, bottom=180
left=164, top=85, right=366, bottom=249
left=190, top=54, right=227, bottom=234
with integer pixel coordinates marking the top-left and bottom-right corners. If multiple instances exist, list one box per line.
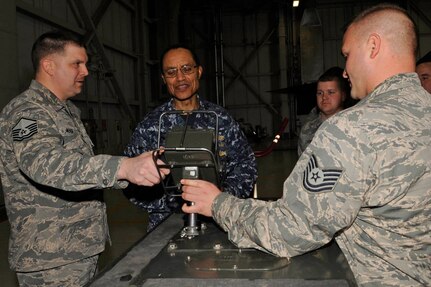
left=303, top=154, right=342, bottom=193
left=12, top=118, right=38, bottom=141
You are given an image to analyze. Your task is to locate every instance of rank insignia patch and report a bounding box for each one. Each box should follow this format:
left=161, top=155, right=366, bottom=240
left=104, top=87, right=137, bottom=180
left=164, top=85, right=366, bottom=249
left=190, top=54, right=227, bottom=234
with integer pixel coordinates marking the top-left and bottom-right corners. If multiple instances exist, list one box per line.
left=12, top=118, right=38, bottom=141
left=303, top=154, right=342, bottom=192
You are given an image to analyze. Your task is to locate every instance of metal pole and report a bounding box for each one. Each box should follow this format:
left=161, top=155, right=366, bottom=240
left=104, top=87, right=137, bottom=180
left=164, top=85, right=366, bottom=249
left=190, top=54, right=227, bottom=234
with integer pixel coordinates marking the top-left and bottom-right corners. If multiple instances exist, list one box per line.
left=213, top=12, right=220, bottom=105
left=219, top=8, right=226, bottom=108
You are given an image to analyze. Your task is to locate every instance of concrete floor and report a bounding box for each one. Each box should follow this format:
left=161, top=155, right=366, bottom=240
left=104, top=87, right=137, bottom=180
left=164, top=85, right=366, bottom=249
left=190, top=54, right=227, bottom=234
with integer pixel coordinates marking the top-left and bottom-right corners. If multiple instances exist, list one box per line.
left=0, top=148, right=298, bottom=286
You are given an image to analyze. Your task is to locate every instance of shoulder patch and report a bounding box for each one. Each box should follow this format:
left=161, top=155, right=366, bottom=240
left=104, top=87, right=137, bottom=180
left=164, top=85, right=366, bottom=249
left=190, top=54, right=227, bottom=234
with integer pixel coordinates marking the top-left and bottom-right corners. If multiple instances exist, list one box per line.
left=12, top=118, right=38, bottom=141
left=303, top=154, right=342, bottom=193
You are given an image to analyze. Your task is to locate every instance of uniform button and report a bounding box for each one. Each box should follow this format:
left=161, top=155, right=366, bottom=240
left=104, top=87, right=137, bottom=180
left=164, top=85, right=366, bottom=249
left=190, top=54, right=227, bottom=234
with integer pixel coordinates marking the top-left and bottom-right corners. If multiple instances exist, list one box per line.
left=103, top=179, right=109, bottom=186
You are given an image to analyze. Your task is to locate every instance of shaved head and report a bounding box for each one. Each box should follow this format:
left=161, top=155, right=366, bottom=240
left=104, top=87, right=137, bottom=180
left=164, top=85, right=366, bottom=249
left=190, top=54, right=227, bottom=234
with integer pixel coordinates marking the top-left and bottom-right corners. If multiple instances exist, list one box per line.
left=348, top=4, right=417, bottom=56
left=342, top=3, right=417, bottom=99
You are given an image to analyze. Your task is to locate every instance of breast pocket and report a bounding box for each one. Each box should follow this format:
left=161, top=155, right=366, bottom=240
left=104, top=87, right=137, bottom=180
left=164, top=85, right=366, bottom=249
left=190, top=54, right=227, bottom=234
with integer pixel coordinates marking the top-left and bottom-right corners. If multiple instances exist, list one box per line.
left=56, top=116, right=91, bottom=152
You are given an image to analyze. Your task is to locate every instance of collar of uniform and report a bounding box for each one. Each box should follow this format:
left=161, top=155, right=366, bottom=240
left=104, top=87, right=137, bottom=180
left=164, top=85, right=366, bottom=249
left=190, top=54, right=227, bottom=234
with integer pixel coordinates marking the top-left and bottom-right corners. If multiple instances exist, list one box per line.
left=168, top=94, right=206, bottom=111
left=29, top=80, right=69, bottom=113
left=365, top=73, right=420, bottom=103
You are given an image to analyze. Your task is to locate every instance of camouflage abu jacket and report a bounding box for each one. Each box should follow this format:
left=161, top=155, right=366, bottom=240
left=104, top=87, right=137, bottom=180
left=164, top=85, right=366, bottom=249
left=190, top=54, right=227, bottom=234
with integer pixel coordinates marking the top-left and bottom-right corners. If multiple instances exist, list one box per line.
left=212, top=73, right=431, bottom=286
left=124, top=96, right=257, bottom=231
left=297, top=107, right=323, bottom=156
left=0, top=80, right=127, bottom=272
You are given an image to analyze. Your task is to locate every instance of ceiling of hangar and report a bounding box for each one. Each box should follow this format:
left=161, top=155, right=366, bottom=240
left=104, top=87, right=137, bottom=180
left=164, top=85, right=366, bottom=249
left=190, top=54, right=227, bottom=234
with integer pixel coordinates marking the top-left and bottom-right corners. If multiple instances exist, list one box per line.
left=178, top=0, right=411, bottom=13
left=179, top=0, right=291, bottom=14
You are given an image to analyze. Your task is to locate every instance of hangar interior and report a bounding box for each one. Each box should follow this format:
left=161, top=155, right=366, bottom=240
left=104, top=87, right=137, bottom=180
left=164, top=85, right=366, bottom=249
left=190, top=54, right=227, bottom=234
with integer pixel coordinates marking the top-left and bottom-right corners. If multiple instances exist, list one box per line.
left=0, top=0, right=430, bottom=286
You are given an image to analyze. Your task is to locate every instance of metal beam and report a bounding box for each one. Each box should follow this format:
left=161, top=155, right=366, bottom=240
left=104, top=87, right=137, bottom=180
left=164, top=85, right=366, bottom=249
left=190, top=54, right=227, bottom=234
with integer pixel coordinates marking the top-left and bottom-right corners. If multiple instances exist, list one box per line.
left=117, top=0, right=135, bottom=12
left=82, top=0, right=113, bottom=46
left=224, top=24, right=276, bottom=92
left=16, top=0, right=85, bottom=35
left=408, top=0, right=431, bottom=32
left=70, top=0, right=136, bottom=122
left=16, top=0, right=136, bottom=60
left=190, top=20, right=279, bottom=117
left=223, top=56, right=280, bottom=117
left=222, top=19, right=280, bottom=118
left=93, top=0, right=113, bottom=25
left=83, top=0, right=139, bottom=59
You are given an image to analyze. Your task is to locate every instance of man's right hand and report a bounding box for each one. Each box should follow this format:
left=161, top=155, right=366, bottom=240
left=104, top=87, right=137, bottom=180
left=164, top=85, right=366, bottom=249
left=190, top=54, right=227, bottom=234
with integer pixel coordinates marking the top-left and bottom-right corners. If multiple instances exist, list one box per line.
left=181, top=179, right=221, bottom=217
left=117, top=151, right=170, bottom=186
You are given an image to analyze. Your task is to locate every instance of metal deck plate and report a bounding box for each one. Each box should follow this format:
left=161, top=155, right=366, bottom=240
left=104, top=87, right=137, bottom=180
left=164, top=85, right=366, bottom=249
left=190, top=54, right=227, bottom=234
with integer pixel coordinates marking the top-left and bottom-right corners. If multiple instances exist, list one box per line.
left=89, top=214, right=357, bottom=287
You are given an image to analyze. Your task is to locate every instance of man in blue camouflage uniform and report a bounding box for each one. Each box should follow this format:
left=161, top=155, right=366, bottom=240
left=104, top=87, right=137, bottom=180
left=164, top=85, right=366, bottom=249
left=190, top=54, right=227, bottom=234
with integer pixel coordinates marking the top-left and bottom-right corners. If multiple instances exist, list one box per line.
left=0, top=31, right=168, bottom=286
left=181, top=4, right=430, bottom=286
left=124, top=44, right=257, bottom=231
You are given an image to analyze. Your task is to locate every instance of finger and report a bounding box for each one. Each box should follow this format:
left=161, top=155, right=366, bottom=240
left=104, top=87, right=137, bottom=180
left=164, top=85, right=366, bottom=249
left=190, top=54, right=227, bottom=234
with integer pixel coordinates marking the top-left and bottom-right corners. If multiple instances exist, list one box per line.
left=181, top=190, right=192, bottom=202
left=140, top=177, right=155, bottom=186
left=181, top=179, right=204, bottom=187
left=142, top=172, right=162, bottom=185
left=159, top=167, right=170, bottom=175
left=182, top=203, right=196, bottom=214
left=142, top=180, right=155, bottom=187
left=182, top=184, right=204, bottom=195
left=145, top=162, right=168, bottom=178
left=182, top=189, right=202, bottom=203
left=156, top=159, right=167, bottom=165
left=183, top=187, right=204, bottom=202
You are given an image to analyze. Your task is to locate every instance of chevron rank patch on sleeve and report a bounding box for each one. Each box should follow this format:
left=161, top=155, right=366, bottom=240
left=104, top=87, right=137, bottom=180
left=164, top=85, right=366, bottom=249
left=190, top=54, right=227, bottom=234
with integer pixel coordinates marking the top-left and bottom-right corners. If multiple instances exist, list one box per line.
left=303, top=154, right=342, bottom=193
left=12, top=118, right=38, bottom=142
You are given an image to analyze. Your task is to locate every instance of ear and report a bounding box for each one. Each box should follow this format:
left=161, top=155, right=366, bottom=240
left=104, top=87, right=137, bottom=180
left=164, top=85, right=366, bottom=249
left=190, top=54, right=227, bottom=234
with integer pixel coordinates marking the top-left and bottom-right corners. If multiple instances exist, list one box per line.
left=367, top=33, right=381, bottom=59
left=161, top=74, right=166, bottom=84
left=41, top=58, right=54, bottom=76
left=197, top=66, right=203, bottom=79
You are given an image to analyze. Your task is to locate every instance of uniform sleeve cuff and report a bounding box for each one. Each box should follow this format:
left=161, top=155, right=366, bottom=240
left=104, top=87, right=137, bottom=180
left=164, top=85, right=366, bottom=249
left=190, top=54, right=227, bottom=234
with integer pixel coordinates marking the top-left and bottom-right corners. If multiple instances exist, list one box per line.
left=102, top=156, right=129, bottom=189
left=212, top=192, right=233, bottom=227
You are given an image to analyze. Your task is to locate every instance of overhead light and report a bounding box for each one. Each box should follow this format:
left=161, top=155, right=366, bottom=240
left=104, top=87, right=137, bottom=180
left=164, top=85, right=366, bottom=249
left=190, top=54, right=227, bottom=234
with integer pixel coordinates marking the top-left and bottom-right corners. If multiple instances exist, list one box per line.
left=293, top=0, right=300, bottom=7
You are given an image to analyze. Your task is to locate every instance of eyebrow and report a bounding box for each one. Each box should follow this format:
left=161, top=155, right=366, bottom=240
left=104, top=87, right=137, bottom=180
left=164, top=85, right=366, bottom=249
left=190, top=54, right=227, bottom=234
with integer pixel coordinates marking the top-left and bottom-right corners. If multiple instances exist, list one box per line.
left=165, top=63, right=194, bottom=69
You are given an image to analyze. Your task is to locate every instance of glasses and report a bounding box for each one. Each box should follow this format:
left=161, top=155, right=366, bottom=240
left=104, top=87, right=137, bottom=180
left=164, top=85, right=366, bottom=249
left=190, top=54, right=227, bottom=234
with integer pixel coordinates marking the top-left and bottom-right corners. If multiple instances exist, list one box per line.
left=163, top=64, right=197, bottom=78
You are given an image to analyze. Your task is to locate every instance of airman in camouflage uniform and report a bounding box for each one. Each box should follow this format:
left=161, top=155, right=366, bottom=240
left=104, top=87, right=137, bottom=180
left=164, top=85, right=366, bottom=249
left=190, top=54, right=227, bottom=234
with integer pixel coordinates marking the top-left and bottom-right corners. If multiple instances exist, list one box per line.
left=298, top=67, right=350, bottom=156
left=0, top=31, right=167, bottom=286
left=416, top=50, right=431, bottom=93
left=181, top=4, right=431, bottom=286
left=297, top=107, right=322, bottom=155
left=124, top=44, right=257, bottom=231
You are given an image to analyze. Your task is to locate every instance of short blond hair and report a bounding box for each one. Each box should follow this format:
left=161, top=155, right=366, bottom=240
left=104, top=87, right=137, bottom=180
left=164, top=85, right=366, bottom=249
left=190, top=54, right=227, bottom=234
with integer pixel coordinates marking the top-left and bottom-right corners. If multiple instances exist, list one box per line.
left=347, top=3, right=417, bottom=55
